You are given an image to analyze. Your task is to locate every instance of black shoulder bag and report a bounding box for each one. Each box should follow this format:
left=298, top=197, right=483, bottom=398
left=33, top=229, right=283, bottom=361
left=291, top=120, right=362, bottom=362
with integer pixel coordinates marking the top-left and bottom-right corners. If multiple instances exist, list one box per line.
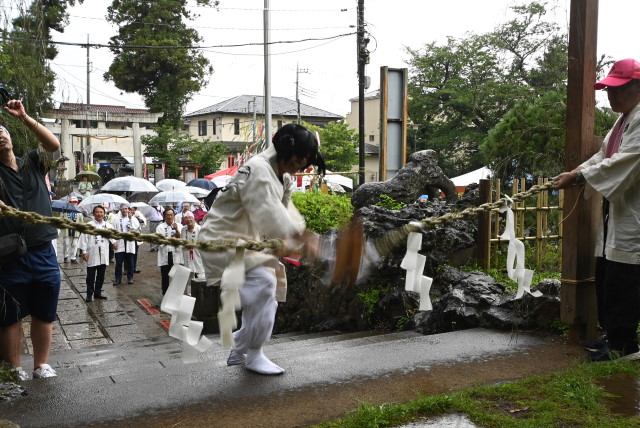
left=0, top=173, right=28, bottom=267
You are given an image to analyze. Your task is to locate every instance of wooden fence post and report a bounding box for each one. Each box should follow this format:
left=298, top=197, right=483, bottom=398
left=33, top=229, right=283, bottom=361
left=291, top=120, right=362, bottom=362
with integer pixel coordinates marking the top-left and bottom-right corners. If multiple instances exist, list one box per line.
left=477, top=179, right=491, bottom=270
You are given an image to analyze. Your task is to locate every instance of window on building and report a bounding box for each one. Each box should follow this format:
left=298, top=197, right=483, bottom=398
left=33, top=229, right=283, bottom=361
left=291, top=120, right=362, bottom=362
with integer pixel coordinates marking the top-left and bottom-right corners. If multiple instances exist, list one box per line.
left=198, top=120, right=207, bottom=136
left=277, top=120, right=283, bottom=129
left=234, top=118, right=240, bottom=135
left=369, top=135, right=375, bottom=142
left=212, top=118, right=217, bottom=135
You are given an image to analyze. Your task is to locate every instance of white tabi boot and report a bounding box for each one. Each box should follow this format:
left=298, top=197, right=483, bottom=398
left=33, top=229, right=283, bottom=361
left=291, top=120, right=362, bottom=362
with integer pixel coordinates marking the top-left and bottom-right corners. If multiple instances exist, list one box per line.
left=244, top=348, right=284, bottom=375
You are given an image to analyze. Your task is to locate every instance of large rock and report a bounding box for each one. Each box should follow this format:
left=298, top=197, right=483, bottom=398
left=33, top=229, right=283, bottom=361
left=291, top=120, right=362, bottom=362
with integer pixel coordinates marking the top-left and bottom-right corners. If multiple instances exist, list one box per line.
left=351, top=150, right=457, bottom=209
left=411, top=267, right=560, bottom=334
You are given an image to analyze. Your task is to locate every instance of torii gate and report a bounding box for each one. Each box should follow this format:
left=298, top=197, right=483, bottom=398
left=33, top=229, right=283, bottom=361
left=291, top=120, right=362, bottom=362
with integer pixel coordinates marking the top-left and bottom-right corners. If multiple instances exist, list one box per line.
left=562, top=0, right=600, bottom=344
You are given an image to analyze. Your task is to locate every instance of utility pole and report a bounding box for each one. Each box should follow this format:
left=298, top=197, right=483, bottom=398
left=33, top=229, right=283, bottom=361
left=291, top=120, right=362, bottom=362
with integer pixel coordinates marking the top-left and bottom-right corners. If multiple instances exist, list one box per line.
left=296, top=63, right=309, bottom=124
left=263, top=0, right=272, bottom=145
left=86, top=35, right=91, bottom=106
left=357, top=0, right=368, bottom=186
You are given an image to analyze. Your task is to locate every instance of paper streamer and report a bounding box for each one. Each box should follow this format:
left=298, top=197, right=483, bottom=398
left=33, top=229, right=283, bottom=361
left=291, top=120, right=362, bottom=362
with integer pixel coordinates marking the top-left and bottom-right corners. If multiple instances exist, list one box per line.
left=498, top=196, right=543, bottom=300
left=218, top=242, right=246, bottom=349
left=400, top=231, right=434, bottom=311
left=160, top=264, right=214, bottom=363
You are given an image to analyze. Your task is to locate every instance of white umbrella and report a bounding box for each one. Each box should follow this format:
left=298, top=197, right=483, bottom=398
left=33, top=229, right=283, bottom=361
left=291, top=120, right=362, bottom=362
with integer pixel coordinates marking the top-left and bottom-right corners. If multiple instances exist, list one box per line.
left=183, top=185, right=210, bottom=198
left=210, top=175, right=233, bottom=188
left=79, top=193, right=129, bottom=208
left=100, top=176, right=159, bottom=193
left=155, top=178, right=187, bottom=192
left=129, top=202, right=163, bottom=221
left=148, top=190, right=200, bottom=207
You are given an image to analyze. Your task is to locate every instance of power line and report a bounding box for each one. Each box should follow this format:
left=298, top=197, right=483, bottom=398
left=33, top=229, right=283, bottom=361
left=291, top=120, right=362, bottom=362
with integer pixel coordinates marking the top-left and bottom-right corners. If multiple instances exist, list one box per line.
left=1, top=32, right=356, bottom=50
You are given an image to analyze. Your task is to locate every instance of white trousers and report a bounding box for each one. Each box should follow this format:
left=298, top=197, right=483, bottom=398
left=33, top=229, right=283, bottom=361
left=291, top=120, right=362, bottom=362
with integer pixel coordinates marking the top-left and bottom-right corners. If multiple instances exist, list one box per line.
left=233, top=266, right=277, bottom=353
left=62, top=235, right=79, bottom=260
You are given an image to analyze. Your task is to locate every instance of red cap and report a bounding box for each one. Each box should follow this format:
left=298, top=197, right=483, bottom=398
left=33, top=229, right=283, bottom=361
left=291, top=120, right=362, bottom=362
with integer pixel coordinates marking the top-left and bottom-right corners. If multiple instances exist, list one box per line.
left=69, top=196, right=78, bottom=203
left=594, top=58, right=640, bottom=90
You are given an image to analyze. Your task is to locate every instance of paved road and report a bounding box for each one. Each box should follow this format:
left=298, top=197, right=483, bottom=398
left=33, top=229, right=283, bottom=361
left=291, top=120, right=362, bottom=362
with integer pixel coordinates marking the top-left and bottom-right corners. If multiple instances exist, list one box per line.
left=3, top=241, right=586, bottom=428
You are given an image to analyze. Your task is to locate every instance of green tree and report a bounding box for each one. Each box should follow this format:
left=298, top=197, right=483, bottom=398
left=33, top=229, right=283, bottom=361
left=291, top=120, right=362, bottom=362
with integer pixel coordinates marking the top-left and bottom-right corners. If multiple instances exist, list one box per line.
left=190, top=140, right=227, bottom=176
left=407, top=1, right=567, bottom=177
left=481, top=89, right=617, bottom=180
left=0, top=0, right=81, bottom=154
left=143, top=124, right=226, bottom=178
left=105, top=0, right=217, bottom=129
left=303, top=120, right=358, bottom=172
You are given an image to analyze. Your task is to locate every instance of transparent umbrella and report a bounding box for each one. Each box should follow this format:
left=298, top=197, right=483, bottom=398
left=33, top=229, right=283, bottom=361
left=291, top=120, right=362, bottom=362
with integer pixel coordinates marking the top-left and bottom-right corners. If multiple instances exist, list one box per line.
left=183, top=186, right=211, bottom=198
left=148, top=190, right=200, bottom=207
left=129, top=202, right=163, bottom=221
left=155, top=179, right=187, bottom=192
left=100, top=176, right=159, bottom=193
left=79, top=193, right=129, bottom=208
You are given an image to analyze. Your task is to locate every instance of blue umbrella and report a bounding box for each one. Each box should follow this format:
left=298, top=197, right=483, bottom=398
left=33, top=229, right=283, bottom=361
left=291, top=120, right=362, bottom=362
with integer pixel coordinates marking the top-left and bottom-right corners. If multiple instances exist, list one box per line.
left=187, top=178, right=218, bottom=191
left=51, top=200, right=84, bottom=213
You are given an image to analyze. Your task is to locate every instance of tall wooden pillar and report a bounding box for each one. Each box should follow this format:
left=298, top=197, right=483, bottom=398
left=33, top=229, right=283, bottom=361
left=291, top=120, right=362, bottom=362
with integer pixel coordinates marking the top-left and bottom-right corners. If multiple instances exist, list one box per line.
left=561, top=0, right=600, bottom=344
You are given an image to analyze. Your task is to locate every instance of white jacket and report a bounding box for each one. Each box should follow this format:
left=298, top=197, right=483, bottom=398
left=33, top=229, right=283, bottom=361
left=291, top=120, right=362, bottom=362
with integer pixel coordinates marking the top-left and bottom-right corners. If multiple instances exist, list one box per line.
left=77, top=220, right=117, bottom=267
left=198, top=145, right=305, bottom=285
left=113, top=213, right=140, bottom=254
left=156, top=222, right=184, bottom=266
left=581, top=103, right=640, bottom=265
left=181, top=223, right=204, bottom=275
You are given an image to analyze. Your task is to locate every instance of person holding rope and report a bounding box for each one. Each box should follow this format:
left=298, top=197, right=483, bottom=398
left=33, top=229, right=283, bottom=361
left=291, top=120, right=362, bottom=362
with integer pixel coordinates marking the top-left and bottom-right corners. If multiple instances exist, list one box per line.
left=198, top=123, right=324, bottom=375
left=554, top=58, right=640, bottom=361
left=0, top=99, right=61, bottom=380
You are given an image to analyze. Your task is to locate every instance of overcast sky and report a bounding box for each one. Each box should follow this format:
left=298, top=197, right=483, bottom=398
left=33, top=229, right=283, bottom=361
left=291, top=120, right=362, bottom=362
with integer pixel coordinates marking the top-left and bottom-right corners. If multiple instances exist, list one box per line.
left=33, top=0, right=640, bottom=116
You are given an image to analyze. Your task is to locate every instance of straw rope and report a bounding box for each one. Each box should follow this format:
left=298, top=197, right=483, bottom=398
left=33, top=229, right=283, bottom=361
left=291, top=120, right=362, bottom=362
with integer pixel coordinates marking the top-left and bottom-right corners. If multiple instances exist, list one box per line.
left=0, top=180, right=557, bottom=255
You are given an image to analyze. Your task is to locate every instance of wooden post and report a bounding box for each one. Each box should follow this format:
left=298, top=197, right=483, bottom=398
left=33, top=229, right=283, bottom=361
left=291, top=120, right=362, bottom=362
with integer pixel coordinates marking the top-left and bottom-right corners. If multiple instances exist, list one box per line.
left=561, top=0, right=600, bottom=344
left=477, top=179, right=491, bottom=270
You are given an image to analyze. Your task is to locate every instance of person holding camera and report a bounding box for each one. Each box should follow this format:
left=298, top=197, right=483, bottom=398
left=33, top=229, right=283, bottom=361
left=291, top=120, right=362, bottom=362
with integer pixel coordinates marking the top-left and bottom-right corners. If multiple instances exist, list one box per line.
left=0, top=99, right=61, bottom=380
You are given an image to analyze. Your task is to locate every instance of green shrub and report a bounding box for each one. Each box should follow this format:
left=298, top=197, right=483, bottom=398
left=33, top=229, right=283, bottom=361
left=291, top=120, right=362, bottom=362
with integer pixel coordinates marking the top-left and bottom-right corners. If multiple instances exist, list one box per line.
left=291, top=191, right=353, bottom=234
left=375, top=194, right=407, bottom=210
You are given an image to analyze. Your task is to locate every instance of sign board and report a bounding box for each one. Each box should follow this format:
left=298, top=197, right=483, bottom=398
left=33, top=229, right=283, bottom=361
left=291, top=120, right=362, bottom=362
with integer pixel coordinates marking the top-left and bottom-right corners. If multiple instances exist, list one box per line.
left=379, top=67, right=408, bottom=181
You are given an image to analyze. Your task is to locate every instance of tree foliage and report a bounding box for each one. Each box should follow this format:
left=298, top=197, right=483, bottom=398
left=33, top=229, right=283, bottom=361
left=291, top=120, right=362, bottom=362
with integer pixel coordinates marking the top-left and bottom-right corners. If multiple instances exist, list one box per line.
left=0, top=0, right=81, bottom=154
left=407, top=1, right=568, bottom=177
left=302, top=119, right=358, bottom=172
left=142, top=124, right=226, bottom=178
left=481, top=90, right=617, bottom=179
left=105, top=0, right=217, bottom=128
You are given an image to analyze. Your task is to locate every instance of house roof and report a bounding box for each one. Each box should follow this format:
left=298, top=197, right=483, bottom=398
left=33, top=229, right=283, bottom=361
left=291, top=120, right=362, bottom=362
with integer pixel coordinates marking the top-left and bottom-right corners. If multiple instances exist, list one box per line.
left=58, top=103, right=151, bottom=115
left=349, top=89, right=380, bottom=103
left=185, top=95, right=342, bottom=119
left=355, top=143, right=379, bottom=155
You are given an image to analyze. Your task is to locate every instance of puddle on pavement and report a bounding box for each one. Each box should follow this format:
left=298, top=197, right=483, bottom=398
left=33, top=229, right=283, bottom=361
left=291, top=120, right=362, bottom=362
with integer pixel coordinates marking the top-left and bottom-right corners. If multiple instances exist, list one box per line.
left=394, top=413, right=478, bottom=427
left=597, top=373, right=640, bottom=417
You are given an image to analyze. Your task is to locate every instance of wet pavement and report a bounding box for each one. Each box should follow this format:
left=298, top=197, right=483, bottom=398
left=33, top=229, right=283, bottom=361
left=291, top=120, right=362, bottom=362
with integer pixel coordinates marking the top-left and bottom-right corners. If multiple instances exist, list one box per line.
left=2, top=241, right=588, bottom=428
left=20, top=241, right=170, bottom=356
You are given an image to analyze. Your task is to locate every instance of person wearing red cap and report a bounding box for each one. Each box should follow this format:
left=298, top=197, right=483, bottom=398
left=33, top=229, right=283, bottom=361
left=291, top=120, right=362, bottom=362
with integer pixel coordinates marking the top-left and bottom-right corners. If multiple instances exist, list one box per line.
left=554, top=58, right=640, bottom=361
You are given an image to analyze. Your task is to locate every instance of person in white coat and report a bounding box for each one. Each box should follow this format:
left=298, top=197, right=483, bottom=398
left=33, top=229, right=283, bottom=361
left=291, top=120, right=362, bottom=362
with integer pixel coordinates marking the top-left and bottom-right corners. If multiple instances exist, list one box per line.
left=112, top=204, right=139, bottom=285
left=78, top=205, right=117, bottom=302
left=554, top=58, right=640, bottom=361
left=156, top=208, right=183, bottom=295
left=59, top=196, right=83, bottom=263
left=130, top=206, right=146, bottom=274
left=198, top=123, right=324, bottom=375
left=181, top=211, right=205, bottom=281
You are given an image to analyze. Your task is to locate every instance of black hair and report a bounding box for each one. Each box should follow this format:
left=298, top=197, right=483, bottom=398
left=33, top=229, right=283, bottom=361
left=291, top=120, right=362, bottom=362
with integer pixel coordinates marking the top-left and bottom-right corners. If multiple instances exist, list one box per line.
left=92, top=205, right=105, bottom=215
left=162, top=208, right=175, bottom=219
left=272, top=123, right=326, bottom=175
